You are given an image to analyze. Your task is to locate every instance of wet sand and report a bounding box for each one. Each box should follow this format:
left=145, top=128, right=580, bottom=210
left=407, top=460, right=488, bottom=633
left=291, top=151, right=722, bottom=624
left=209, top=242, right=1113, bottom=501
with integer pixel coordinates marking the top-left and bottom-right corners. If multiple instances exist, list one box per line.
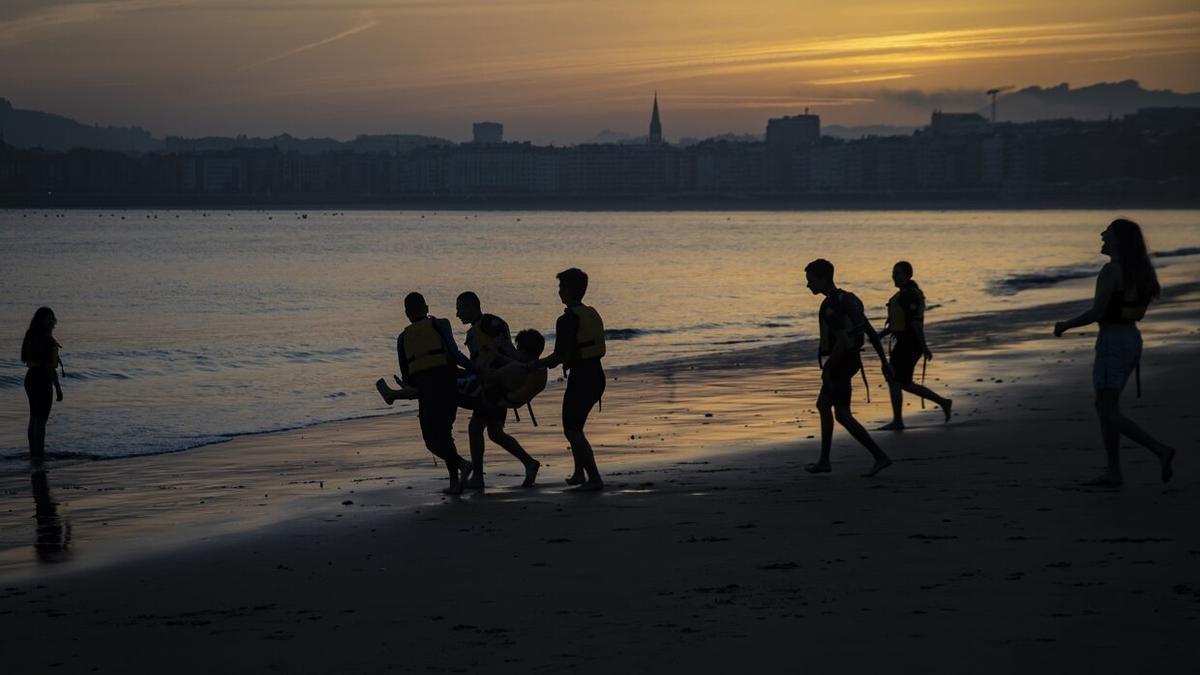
left=1, top=286, right=1198, bottom=672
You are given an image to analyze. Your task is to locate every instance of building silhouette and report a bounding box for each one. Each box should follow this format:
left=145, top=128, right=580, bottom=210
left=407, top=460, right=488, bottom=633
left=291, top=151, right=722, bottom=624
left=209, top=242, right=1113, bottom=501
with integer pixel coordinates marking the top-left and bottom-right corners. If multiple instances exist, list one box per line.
left=472, top=122, right=504, bottom=144
left=648, top=93, right=663, bottom=145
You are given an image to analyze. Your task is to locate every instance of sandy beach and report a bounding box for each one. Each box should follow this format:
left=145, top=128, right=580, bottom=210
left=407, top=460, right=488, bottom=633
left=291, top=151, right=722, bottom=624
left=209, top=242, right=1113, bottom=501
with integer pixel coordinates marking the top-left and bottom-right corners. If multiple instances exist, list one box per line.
left=2, top=280, right=1198, bottom=673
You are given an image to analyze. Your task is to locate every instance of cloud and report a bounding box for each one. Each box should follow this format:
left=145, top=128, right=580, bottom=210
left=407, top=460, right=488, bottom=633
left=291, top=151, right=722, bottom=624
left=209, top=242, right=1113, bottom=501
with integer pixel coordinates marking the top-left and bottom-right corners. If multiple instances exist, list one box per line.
left=0, top=0, right=198, bottom=47
left=236, top=18, right=381, bottom=72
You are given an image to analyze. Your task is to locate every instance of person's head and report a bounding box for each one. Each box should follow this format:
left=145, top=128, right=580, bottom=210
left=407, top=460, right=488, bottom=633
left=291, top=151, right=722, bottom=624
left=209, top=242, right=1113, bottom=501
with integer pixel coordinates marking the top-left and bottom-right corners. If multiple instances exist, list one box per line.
left=1103, top=218, right=1161, bottom=300
left=892, top=260, right=914, bottom=288
left=21, top=307, right=57, bottom=364
left=403, top=292, right=429, bottom=322
left=804, top=259, right=835, bottom=295
left=515, top=329, right=546, bottom=360
left=557, top=267, right=589, bottom=305
left=455, top=291, right=482, bottom=325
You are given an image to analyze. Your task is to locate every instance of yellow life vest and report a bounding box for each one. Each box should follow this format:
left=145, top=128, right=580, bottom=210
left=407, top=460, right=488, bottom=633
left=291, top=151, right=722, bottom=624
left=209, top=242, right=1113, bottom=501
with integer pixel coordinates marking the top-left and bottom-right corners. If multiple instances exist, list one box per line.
left=886, top=285, right=925, bottom=333
left=500, top=367, right=548, bottom=408
left=466, top=314, right=505, bottom=366
left=402, top=318, right=450, bottom=375
left=571, top=305, right=606, bottom=361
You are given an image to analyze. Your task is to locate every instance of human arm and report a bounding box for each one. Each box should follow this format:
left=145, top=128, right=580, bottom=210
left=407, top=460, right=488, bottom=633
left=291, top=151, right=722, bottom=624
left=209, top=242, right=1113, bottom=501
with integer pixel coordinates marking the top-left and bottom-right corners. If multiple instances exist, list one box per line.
left=396, top=334, right=412, bottom=385
left=535, top=312, right=576, bottom=370
left=1055, top=263, right=1116, bottom=337
left=864, top=319, right=894, bottom=381
left=435, top=319, right=478, bottom=373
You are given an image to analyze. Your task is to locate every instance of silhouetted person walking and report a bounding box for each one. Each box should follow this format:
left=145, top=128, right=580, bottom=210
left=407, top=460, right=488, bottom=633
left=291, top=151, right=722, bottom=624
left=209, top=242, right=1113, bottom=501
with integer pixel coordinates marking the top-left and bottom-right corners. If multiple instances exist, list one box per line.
left=879, top=261, right=952, bottom=430
left=533, top=268, right=607, bottom=491
left=455, top=291, right=541, bottom=489
left=1054, top=218, right=1176, bottom=487
left=397, top=292, right=476, bottom=495
left=21, top=307, right=63, bottom=462
left=803, top=259, right=894, bottom=477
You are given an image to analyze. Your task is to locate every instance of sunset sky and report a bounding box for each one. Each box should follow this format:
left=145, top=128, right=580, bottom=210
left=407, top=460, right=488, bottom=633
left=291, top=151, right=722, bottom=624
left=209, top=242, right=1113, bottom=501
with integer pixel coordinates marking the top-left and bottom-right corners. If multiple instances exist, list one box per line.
left=2, top=0, right=1198, bottom=142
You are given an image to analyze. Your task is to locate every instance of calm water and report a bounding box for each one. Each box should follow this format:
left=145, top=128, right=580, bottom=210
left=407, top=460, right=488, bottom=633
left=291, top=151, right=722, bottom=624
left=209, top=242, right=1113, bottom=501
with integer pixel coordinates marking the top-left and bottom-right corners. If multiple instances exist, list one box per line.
left=2, top=209, right=1197, bottom=460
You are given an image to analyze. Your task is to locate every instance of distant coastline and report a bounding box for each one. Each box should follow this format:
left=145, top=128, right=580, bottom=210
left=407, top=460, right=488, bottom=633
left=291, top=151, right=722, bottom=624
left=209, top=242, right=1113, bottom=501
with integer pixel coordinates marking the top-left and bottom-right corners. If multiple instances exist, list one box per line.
left=3, top=193, right=1197, bottom=210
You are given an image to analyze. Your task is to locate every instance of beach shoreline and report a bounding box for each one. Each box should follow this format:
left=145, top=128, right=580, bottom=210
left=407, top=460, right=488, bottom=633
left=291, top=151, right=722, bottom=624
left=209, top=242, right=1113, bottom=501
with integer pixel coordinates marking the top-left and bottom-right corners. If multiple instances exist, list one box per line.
left=1, top=278, right=1198, bottom=672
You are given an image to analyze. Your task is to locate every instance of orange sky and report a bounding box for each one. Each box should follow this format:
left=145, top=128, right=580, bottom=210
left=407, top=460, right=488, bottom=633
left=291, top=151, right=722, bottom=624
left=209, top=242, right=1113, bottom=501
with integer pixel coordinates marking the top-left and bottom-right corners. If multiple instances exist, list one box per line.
left=2, top=0, right=1198, bottom=142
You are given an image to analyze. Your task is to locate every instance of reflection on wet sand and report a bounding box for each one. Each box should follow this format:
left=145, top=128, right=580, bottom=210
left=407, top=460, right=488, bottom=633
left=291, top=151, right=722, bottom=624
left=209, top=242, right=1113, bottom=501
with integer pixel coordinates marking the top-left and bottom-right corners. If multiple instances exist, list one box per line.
left=31, top=466, right=71, bottom=563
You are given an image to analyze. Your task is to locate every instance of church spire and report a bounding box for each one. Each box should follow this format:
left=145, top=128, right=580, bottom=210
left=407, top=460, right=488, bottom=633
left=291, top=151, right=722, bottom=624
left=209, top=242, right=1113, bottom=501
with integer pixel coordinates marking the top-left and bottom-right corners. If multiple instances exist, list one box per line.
left=648, top=91, right=662, bottom=145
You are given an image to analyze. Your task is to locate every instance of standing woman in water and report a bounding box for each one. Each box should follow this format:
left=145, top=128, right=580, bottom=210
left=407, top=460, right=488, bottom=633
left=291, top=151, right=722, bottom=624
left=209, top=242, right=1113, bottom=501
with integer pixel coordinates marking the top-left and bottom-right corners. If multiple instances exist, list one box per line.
left=21, top=307, right=64, bottom=461
left=1054, top=219, right=1176, bottom=486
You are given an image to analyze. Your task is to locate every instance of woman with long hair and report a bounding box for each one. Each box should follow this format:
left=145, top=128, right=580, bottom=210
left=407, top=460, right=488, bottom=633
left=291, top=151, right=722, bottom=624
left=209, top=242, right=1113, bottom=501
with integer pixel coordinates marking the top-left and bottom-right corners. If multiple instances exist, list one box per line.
left=20, top=307, right=63, bottom=461
left=1054, top=219, right=1175, bottom=486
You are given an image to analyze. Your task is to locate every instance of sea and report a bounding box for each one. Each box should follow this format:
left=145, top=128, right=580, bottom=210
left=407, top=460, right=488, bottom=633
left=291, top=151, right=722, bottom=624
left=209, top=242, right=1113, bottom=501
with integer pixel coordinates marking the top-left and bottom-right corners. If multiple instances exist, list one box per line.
left=2, top=209, right=1197, bottom=461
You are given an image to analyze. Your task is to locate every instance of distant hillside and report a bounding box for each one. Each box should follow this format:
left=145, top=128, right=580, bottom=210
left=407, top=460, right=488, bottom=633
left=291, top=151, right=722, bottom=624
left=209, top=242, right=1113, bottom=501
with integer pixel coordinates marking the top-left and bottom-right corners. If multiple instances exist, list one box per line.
left=0, top=98, right=450, bottom=154
left=823, top=125, right=918, bottom=139
left=162, top=133, right=451, bottom=155
left=989, top=80, right=1200, bottom=123
left=0, top=98, right=158, bottom=152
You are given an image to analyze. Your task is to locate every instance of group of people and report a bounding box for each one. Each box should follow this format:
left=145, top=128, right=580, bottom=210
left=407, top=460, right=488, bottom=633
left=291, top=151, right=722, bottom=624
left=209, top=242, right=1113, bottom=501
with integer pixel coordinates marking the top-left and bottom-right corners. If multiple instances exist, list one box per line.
left=19, top=219, right=1177, bottom=493
left=376, top=267, right=608, bottom=494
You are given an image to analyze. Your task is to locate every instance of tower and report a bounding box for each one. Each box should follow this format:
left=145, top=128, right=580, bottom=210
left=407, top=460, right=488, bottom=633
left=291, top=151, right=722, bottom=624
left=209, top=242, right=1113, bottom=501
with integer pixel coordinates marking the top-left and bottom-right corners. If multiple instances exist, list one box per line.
left=648, top=92, right=662, bottom=145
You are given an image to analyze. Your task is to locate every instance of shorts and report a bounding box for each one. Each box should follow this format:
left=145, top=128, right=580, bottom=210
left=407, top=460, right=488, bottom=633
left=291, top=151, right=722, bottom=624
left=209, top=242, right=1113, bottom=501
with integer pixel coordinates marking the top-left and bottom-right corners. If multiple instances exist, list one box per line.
left=412, top=370, right=459, bottom=459
left=888, top=335, right=922, bottom=385
left=1093, top=323, right=1142, bottom=391
left=563, top=363, right=605, bottom=433
left=819, top=354, right=861, bottom=408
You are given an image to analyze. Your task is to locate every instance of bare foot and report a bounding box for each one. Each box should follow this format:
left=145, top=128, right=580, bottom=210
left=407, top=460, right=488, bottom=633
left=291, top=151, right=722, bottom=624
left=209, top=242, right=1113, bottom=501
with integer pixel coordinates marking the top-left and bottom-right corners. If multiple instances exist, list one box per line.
left=804, top=462, right=831, bottom=474
left=1082, top=471, right=1123, bottom=488
left=375, top=378, right=395, bottom=405
left=458, top=458, right=475, bottom=484
left=463, top=476, right=484, bottom=491
left=570, top=480, right=604, bottom=492
left=942, top=399, right=953, bottom=424
left=442, top=479, right=464, bottom=495
left=861, top=457, right=893, bottom=477
left=565, top=473, right=584, bottom=486
left=1159, top=447, right=1176, bottom=484
left=878, top=421, right=905, bottom=431
left=522, top=460, right=541, bottom=488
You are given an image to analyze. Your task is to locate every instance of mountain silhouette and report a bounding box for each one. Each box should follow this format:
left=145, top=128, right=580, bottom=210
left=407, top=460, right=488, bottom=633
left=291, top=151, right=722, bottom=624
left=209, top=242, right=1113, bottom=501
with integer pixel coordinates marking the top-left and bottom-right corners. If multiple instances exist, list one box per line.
left=987, top=80, right=1200, bottom=123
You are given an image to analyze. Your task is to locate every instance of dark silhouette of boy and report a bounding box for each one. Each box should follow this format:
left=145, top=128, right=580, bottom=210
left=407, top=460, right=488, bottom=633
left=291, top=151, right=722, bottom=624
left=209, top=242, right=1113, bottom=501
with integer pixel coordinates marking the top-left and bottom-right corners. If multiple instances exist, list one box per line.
left=803, top=259, right=894, bottom=477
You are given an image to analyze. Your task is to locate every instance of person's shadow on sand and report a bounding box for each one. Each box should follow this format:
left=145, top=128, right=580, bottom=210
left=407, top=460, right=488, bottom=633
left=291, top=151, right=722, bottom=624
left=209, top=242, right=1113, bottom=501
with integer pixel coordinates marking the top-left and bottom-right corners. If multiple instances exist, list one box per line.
left=31, top=466, right=72, bottom=563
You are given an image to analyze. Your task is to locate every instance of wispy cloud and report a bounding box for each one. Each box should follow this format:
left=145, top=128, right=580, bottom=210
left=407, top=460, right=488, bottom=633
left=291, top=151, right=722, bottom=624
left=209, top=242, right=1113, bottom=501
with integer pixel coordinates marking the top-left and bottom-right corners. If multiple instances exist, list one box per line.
left=0, top=0, right=198, bottom=47
left=236, top=18, right=381, bottom=72
left=806, top=73, right=914, bottom=86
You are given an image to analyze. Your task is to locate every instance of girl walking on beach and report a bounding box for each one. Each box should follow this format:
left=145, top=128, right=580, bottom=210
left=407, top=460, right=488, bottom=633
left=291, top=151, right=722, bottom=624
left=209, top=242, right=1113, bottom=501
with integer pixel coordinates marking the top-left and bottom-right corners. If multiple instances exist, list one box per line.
left=21, top=307, right=64, bottom=461
left=1053, top=218, right=1176, bottom=487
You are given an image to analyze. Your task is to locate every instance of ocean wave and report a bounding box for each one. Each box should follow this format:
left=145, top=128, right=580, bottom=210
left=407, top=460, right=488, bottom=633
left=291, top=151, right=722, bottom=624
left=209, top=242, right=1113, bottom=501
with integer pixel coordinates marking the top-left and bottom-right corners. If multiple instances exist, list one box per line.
left=989, top=263, right=1099, bottom=296
left=1154, top=246, right=1200, bottom=259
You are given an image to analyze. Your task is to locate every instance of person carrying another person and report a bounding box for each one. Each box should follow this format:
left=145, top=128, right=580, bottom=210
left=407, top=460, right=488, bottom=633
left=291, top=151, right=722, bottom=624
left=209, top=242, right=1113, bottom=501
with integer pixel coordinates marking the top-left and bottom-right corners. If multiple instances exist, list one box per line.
left=878, top=261, right=952, bottom=430
left=454, top=291, right=542, bottom=490
left=803, top=259, right=894, bottom=477
left=531, top=268, right=607, bottom=492
left=393, top=292, right=476, bottom=495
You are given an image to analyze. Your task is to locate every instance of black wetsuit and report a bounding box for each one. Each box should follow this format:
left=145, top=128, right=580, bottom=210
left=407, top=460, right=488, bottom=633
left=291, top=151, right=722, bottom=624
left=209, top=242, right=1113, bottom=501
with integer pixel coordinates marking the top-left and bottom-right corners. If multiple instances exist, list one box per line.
left=554, top=307, right=605, bottom=432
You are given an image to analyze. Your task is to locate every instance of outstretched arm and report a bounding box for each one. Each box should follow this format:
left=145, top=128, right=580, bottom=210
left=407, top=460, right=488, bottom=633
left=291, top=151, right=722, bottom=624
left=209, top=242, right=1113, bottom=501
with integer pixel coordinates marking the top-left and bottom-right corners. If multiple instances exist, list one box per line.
left=1055, top=263, right=1116, bottom=336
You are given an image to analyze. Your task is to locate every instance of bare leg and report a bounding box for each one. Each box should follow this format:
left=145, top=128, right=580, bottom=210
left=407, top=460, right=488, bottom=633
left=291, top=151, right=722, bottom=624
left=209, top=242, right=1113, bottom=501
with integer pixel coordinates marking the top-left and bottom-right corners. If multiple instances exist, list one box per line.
left=834, top=405, right=892, bottom=477
left=565, top=430, right=603, bottom=490
left=879, top=382, right=906, bottom=430
left=1094, top=389, right=1175, bottom=484
left=487, top=424, right=540, bottom=486
left=806, top=394, right=834, bottom=473
left=465, top=415, right=487, bottom=489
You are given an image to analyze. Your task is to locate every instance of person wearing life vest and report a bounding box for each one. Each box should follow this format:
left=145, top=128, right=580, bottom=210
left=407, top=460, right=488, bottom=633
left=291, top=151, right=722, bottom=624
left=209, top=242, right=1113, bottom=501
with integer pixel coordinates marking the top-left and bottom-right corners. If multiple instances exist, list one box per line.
left=1054, top=219, right=1176, bottom=487
left=803, top=259, right=894, bottom=478
left=454, top=291, right=542, bottom=489
left=532, top=267, right=607, bottom=491
left=397, top=292, right=477, bottom=495
left=878, top=261, right=952, bottom=431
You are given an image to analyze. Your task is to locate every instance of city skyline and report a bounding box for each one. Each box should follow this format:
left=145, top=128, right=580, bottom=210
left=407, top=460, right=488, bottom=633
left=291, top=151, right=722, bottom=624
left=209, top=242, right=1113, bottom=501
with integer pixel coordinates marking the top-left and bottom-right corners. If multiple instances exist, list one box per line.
left=1, top=1, right=1198, bottom=143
